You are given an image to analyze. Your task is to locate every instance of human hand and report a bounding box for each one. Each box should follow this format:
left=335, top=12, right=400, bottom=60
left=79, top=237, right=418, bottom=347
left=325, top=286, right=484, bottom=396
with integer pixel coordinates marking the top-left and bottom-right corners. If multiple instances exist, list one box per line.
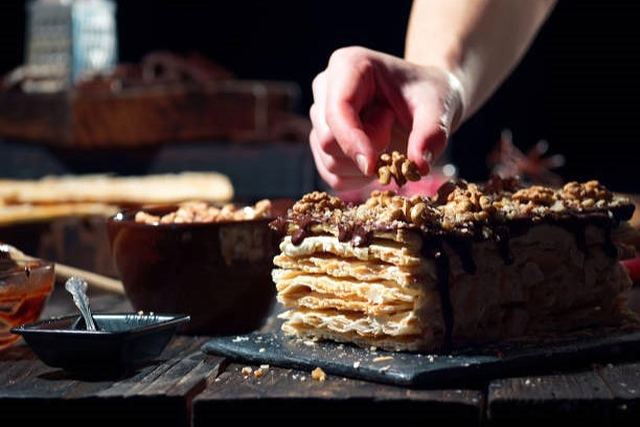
left=309, top=46, right=463, bottom=190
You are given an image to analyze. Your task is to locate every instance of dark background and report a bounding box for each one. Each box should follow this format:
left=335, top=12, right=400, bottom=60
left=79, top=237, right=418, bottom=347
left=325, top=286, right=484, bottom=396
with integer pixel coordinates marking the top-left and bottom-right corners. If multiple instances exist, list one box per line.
left=0, top=0, right=639, bottom=192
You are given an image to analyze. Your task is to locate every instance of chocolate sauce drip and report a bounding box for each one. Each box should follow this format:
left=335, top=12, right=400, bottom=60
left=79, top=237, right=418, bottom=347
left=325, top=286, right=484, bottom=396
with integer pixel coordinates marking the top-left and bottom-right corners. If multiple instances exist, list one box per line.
left=495, top=227, right=514, bottom=265
left=351, top=226, right=373, bottom=247
left=337, top=224, right=352, bottom=242
left=560, top=219, right=588, bottom=254
left=421, top=238, right=454, bottom=351
left=291, top=228, right=307, bottom=246
left=289, top=215, right=318, bottom=246
left=446, top=238, right=477, bottom=274
left=603, top=226, right=618, bottom=258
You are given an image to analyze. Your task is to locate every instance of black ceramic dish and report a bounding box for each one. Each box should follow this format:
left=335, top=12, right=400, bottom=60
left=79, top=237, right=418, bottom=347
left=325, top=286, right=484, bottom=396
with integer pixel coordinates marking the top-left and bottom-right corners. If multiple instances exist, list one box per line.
left=11, top=313, right=189, bottom=372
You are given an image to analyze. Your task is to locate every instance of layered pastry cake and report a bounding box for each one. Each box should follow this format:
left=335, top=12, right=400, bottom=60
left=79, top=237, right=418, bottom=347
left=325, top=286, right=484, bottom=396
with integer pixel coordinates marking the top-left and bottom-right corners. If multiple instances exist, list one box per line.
left=270, top=178, right=637, bottom=352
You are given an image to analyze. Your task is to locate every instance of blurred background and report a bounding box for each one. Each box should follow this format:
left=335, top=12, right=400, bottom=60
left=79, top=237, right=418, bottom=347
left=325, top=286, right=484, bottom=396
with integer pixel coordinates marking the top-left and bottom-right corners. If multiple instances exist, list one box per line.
left=1, top=0, right=639, bottom=193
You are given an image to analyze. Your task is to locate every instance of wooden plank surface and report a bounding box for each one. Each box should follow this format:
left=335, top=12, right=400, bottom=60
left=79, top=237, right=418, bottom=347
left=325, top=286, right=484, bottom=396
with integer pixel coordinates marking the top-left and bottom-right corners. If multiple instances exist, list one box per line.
left=488, top=370, right=613, bottom=425
left=5, top=282, right=640, bottom=425
left=0, top=285, right=222, bottom=426
left=193, top=362, right=484, bottom=425
left=597, top=363, right=640, bottom=425
left=0, top=336, right=223, bottom=427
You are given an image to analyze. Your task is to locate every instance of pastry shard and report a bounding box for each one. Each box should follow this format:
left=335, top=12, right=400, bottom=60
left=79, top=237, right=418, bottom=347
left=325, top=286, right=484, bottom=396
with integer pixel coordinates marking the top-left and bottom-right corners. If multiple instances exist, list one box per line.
left=270, top=178, right=639, bottom=352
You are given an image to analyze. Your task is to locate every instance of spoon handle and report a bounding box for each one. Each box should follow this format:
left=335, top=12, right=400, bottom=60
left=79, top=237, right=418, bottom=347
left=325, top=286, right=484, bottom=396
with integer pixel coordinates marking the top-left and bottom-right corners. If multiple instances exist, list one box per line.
left=64, top=276, right=97, bottom=331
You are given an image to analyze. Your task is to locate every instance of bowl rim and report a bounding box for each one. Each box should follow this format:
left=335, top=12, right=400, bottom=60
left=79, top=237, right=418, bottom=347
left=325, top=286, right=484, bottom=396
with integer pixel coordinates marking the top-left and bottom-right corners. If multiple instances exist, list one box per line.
left=11, top=312, right=190, bottom=336
left=0, top=258, right=54, bottom=280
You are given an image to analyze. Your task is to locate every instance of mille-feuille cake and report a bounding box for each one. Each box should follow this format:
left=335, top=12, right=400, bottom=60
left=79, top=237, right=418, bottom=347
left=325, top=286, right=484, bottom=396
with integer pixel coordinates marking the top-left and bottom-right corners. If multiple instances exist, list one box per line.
left=270, top=178, right=638, bottom=352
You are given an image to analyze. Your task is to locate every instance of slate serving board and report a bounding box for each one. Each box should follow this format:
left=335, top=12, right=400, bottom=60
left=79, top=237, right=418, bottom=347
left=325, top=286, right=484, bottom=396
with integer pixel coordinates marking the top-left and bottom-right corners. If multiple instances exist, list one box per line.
left=202, top=329, right=640, bottom=387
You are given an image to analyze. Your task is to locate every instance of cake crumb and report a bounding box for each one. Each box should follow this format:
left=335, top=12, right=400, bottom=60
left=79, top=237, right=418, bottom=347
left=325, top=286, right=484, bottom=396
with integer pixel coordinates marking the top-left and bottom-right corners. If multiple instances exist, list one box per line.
left=259, top=347, right=266, bottom=353
left=372, top=356, right=393, bottom=363
left=353, top=361, right=361, bottom=369
left=311, top=367, right=327, bottom=382
left=241, top=366, right=253, bottom=377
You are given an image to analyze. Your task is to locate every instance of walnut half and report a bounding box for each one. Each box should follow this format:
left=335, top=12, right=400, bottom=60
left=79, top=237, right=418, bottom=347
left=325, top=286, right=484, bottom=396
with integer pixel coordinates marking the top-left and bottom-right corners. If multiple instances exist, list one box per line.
left=376, top=151, right=421, bottom=187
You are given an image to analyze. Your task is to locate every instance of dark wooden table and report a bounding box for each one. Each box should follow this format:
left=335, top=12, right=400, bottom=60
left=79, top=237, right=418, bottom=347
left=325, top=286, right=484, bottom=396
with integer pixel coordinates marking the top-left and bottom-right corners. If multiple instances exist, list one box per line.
left=2, top=285, right=640, bottom=426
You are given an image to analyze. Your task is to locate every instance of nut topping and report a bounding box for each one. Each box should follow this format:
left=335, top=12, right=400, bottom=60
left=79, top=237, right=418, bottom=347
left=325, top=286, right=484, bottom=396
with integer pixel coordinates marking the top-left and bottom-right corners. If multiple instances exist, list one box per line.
left=376, top=151, right=421, bottom=187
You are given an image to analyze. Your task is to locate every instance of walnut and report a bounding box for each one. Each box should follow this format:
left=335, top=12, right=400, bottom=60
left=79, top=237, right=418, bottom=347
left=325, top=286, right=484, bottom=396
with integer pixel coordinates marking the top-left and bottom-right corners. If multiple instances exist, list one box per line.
left=447, top=183, right=484, bottom=213
left=311, top=367, right=327, bottom=382
left=135, top=200, right=271, bottom=224
left=376, top=151, right=421, bottom=187
left=562, top=180, right=612, bottom=203
left=512, top=186, right=557, bottom=206
left=292, top=192, right=344, bottom=214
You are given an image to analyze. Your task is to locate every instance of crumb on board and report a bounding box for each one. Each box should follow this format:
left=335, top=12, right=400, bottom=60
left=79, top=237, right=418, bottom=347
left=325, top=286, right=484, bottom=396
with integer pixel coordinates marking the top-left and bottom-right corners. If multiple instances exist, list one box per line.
left=311, top=367, right=327, bottom=382
left=353, top=361, right=361, bottom=369
left=372, top=356, right=394, bottom=363
left=259, top=347, right=266, bottom=353
left=241, top=366, right=253, bottom=377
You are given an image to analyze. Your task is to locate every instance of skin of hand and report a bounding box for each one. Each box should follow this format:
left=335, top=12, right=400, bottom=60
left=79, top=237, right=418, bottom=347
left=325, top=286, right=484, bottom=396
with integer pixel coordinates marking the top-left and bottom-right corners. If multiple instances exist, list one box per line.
left=310, top=0, right=556, bottom=191
left=310, top=47, right=463, bottom=190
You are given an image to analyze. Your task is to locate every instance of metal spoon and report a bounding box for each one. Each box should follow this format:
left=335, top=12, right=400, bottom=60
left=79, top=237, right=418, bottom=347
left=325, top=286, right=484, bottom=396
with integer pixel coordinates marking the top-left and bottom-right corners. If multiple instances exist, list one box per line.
left=64, top=276, right=98, bottom=331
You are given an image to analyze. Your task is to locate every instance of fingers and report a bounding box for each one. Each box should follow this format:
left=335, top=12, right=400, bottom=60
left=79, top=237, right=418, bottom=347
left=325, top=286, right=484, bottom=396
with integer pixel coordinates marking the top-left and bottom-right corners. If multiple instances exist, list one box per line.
left=324, top=47, right=381, bottom=176
left=406, top=104, right=448, bottom=175
left=309, top=129, right=371, bottom=190
left=405, top=72, right=462, bottom=174
left=310, top=56, right=391, bottom=190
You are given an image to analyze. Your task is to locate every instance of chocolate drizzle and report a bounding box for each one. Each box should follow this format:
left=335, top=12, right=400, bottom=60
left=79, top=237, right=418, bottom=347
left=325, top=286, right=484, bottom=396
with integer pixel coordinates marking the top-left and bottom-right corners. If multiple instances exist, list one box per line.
left=421, top=238, right=454, bottom=351
left=495, top=226, right=514, bottom=265
left=290, top=216, right=316, bottom=246
left=337, top=224, right=373, bottom=247
left=446, top=237, right=477, bottom=274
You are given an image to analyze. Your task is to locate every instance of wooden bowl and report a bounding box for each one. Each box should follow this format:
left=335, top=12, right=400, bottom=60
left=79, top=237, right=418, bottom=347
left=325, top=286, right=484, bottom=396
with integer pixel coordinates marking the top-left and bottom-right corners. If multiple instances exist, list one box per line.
left=107, top=206, right=278, bottom=335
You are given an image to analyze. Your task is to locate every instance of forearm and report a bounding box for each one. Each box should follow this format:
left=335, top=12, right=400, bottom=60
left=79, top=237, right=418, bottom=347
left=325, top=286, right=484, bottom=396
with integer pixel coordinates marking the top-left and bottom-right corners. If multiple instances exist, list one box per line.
left=405, top=0, right=556, bottom=124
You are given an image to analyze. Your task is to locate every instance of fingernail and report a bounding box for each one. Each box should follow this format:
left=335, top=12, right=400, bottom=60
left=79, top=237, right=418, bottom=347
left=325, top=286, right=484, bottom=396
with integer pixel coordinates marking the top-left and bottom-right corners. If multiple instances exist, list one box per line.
left=356, top=154, right=369, bottom=175
left=423, top=150, right=433, bottom=165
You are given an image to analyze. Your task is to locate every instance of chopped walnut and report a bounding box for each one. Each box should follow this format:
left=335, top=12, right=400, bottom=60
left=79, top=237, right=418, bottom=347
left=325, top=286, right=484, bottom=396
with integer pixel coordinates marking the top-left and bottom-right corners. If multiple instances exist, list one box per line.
left=562, top=180, right=612, bottom=203
left=376, top=151, right=421, bottom=187
left=241, top=366, right=253, bottom=377
left=311, top=367, right=327, bottom=382
left=292, top=191, right=344, bottom=215
left=275, top=178, right=631, bottom=240
left=512, top=186, right=557, bottom=206
left=135, top=200, right=271, bottom=224
left=253, top=365, right=269, bottom=378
